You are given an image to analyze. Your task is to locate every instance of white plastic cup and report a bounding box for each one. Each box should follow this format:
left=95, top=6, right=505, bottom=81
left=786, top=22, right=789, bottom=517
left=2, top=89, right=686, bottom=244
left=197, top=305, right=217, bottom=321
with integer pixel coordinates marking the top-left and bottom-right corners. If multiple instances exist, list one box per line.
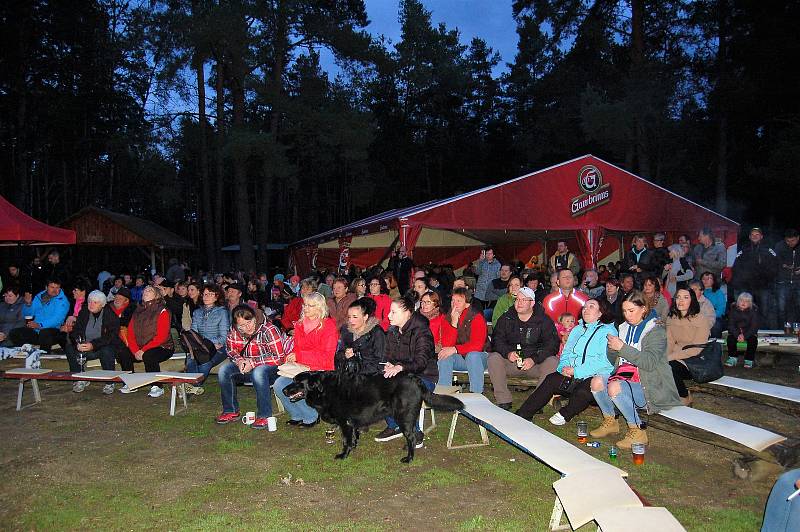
left=267, top=416, right=277, bottom=432
left=241, top=411, right=256, bottom=425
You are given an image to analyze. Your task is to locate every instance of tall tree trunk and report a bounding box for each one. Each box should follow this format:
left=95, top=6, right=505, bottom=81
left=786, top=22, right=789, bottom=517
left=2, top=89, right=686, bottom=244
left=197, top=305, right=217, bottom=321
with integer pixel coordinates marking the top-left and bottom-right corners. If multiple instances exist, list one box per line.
left=714, top=0, right=730, bottom=214
left=214, top=60, right=226, bottom=271
left=14, top=7, right=29, bottom=212
left=630, top=0, right=650, bottom=177
left=196, top=55, right=216, bottom=270
left=230, top=56, right=256, bottom=272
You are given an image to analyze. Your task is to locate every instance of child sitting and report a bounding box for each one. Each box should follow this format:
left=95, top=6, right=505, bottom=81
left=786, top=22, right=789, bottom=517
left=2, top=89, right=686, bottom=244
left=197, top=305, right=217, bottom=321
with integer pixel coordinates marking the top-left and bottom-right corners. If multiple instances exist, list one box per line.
left=725, top=292, right=759, bottom=369
left=555, top=312, right=576, bottom=357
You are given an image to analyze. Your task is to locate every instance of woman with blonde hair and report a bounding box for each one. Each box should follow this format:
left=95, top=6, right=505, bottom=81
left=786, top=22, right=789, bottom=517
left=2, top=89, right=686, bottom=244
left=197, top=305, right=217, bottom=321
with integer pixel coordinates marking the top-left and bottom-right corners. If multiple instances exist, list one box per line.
left=273, top=292, right=339, bottom=427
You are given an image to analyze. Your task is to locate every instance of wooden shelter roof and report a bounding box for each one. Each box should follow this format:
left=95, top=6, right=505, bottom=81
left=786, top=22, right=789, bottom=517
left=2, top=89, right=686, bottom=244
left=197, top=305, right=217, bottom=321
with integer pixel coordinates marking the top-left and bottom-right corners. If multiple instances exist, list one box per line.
left=60, top=207, right=194, bottom=249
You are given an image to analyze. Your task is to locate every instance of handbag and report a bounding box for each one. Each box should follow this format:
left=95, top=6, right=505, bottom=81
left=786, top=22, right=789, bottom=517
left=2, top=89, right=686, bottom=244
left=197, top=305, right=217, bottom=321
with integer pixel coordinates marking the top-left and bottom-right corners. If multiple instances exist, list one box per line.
left=556, top=326, right=602, bottom=394
left=682, top=341, right=723, bottom=383
left=180, top=329, right=216, bottom=365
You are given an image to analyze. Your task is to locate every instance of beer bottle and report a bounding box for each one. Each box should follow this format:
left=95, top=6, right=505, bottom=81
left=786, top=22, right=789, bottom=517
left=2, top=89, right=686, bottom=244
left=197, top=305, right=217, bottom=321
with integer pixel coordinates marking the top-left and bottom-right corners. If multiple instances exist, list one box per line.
left=516, top=343, right=524, bottom=369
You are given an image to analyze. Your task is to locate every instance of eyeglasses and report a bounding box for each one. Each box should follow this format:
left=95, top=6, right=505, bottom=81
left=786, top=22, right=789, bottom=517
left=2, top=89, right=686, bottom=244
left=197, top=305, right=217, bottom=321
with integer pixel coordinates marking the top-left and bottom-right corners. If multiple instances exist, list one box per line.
left=420, top=300, right=435, bottom=306
left=516, top=298, right=534, bottom=303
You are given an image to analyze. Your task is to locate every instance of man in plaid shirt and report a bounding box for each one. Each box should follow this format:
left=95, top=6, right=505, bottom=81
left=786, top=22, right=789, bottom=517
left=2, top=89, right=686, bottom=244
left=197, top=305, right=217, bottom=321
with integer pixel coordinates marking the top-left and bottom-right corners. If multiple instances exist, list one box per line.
left=216, top=304, right=286, bottom=428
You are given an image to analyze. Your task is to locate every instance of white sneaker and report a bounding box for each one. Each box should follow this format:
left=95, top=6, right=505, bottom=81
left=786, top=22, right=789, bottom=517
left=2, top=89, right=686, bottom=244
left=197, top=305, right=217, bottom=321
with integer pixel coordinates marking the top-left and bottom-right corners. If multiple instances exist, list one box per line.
left=548, top=412, right=566, bottom=426
left=148, top=385, right=164, bottom=398
left=102, top=383, right=115, bottom=395
left=72, top=381, right=89, bottom=393
left=119, top=385, right=138, bottom=394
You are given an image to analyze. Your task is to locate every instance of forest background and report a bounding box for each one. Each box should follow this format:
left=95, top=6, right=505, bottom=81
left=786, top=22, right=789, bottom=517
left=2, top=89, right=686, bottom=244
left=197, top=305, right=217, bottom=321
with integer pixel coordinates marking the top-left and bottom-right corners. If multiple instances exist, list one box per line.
left=1, top=0, right=798, bottom=272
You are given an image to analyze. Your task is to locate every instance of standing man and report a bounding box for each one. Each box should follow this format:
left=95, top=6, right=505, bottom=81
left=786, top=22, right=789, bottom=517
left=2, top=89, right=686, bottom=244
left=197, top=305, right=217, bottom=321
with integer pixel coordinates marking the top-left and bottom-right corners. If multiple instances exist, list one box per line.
left=487, top=287, right=559, bottom=410
left=775, top=228, right=800, bottom=328
left=542, top=269, right=589, bottom=324
left=548, top=241, right=581, bottom=278
left=474, top=246, right=501, bottom=312
left=651, top=233, right=670, bottom=274
left=693, top=228, right=727, bottom=281
left=732, top=227, right=778, bottom=328
left=623, top=234, right=656, bottom=287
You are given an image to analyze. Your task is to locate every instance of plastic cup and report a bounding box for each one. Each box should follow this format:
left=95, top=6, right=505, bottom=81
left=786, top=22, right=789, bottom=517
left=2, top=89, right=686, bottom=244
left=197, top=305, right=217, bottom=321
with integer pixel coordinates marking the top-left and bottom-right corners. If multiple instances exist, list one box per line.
left=609, top=445, right=618, bottom=460
left=631, top=442, right=646, bottom=465
left=267, top=416, right=277, bottom=432
left=576, top=421, right=588, bottom=444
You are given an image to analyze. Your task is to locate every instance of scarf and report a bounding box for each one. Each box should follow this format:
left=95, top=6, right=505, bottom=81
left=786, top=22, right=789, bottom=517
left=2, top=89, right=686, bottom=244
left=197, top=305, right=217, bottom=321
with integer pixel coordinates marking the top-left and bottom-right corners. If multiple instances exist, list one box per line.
left=85, top=309, right=104, bottom=342
left=420, top=306, right=440, bottom=321
left=621, top=314, right=657, bottom=350
left=631, top=247, right=646, bottom=263
left=73, top=297, right=85, bottom=317
left=132, top=300, right=166, bottom=346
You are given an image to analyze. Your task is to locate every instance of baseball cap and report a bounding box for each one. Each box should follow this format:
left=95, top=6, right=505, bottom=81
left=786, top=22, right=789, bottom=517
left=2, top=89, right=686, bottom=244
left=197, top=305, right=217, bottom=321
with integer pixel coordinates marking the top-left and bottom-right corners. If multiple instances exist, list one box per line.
left=517, top=287, right=536, bottom=302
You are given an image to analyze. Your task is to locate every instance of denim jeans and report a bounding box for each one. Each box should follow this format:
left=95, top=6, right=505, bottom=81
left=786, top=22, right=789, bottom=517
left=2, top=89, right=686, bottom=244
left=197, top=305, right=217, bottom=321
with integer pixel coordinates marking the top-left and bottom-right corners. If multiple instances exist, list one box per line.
left=219, top=361, right=279, bottom=419
left=437, top=351, right=489, bottom=393
left=775, top=282, right=800, bottom=325
left=273, top=375, right=319, bottom=424
left=386, top=377, right=435, bottom=431
left=65, top=343, right=117, bottom=372
left=592, top=376, right=646, bottom=426
left=186, top=347, right=228, bottom=384
left=761, top=469, right=800, bottom=532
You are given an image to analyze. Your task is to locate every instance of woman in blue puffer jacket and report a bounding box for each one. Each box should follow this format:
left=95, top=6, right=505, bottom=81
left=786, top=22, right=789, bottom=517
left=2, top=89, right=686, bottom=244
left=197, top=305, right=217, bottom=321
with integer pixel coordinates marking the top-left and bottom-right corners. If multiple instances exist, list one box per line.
left=183, top=284, right=230, bottom=395
left=515, top=298, right=617, bottom=425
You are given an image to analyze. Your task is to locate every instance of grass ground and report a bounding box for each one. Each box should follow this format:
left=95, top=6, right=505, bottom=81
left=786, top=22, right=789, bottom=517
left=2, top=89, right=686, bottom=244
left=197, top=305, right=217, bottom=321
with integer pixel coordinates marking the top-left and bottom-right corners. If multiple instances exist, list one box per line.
left=1, top=358, right=797, bottom=531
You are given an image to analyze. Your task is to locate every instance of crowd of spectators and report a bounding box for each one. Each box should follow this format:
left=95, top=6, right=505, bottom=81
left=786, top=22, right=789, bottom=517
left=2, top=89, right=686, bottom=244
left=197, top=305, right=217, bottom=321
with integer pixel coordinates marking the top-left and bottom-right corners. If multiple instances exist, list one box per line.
left=0, top=226, right=798, bottom=453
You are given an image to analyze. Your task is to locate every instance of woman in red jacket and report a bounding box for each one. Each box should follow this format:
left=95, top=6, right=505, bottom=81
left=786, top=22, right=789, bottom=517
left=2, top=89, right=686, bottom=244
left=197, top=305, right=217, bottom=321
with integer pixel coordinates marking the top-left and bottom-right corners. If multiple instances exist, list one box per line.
left=273, top=291, right=338, bottom=426
left=367, top=276, right=392, bottom=331
left=120, top=285, right=174, bottom=397
left=280, top=278, right=316, bottom=332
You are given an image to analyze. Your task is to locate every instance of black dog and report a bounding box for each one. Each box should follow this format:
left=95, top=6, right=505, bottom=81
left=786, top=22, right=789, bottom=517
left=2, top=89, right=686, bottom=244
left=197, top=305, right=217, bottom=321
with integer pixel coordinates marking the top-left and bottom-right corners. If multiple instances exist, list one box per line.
left=283, top=370, right=464, bottom=463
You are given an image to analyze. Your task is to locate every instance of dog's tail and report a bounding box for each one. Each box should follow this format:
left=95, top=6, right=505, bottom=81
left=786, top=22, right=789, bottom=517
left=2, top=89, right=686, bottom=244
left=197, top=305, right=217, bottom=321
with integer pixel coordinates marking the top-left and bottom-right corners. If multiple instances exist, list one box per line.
left=421, top=384, right=464, bottom=411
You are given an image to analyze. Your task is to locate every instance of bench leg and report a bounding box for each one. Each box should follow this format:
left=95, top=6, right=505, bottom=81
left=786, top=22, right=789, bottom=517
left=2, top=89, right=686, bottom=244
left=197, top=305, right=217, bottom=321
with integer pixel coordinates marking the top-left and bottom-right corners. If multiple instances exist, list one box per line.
left=273, top=387, right=285, bottom=415
left=169, top=384, right=190, bottom=416
left=419, top=406, right=437, bottom=434
left=446, top=412, right=489, bottom=450
left=16, top=379, right=43, bottom=411
left=549, top=497, right=571, bottom=531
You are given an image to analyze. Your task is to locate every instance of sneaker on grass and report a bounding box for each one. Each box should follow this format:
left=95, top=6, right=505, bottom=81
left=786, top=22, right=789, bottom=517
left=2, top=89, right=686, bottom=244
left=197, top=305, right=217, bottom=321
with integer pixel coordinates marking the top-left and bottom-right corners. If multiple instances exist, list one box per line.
left=374, top=427, right=403, bottom=442
left=415, top=431, right=424, bottom=449
left=72, top=381, right=89, bottom=393
left=119, top=384, right=138, bottom=394
left=148, top=385, right=164, bottom=398
left=102, top=383, right=115, bottom=395
left=743, top=360, right=755, bottom=369
left=724, top=356, right=738, bottom=367
left=548, top=412, right=566, bottom=426
left=216, top=412, right=241, bottom=424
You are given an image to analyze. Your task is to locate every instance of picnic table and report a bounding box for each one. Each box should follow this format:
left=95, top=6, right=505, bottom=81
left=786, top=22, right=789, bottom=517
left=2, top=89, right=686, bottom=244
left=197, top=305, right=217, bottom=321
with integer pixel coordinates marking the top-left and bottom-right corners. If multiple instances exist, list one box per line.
left=3, top=369, right=204, bottom=416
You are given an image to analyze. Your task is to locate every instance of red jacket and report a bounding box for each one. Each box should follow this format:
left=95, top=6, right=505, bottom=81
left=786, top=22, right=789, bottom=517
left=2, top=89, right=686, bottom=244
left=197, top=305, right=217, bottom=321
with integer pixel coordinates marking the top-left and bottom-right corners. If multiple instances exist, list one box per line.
left=280, top=297, right=303, bottom=330
left=368, top=293, right=392, bottom=331
left=293, top=317, right=338, bottom=371
left=542, top=290, right=588, bottom=324
left=128, top=308, right=171, bottom=353
left=441, top=307, right=487, bottom=355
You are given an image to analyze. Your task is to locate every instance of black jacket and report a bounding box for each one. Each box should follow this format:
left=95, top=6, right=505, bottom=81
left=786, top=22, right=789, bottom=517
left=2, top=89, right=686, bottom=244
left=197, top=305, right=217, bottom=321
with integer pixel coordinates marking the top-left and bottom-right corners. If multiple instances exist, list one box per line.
left=623, top=247, right=657, bottom=282
left=492, top=304, right=559, bottom=364
left=774, top=240, right=799, bottom=284
left=385, top=312, right=435, bottom=376
left=728, top=304, right=759, bottom=339
left=733, top=242, right=777, bottom=290
left=69, top=305, right=120, bottom=351
left=335, top=317, right=386, bottom=375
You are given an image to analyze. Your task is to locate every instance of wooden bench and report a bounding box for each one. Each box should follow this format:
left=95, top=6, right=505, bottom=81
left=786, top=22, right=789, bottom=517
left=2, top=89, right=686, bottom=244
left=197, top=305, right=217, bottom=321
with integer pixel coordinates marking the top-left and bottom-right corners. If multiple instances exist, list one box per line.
left=3, top=369, right=204, bottom=417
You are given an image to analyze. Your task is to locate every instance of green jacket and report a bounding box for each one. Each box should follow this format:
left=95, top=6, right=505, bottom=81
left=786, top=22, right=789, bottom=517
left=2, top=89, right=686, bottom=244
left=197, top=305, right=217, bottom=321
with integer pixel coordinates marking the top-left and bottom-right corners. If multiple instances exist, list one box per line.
left=607, top=325, right=682, bottom=414
left=491, top=293, right=515, bottom=327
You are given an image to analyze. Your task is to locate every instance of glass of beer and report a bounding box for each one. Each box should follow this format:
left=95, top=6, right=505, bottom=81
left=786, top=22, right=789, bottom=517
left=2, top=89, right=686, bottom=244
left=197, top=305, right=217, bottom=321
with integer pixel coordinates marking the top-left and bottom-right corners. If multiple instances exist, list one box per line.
left=576, top=421, right=588, bottom=444
left=785, top=322, right=793, bottom=336
left=25, top=315, right=33, bottom=325
left=631, top=442, right=646, bottom=465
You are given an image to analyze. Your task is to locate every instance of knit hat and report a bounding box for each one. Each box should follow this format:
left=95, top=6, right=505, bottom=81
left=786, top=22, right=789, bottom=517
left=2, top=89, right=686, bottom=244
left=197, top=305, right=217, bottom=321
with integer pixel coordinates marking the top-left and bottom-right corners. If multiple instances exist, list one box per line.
left=273, top=274, right=285, bottom=282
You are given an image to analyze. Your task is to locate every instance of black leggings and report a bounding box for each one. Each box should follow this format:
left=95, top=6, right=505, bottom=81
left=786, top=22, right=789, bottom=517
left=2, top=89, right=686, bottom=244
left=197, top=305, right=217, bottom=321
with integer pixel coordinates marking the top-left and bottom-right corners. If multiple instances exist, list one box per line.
left=515, top=372, right=595, bottom=422
left=118, top=346, right=173, bottom=372
left=727, top=335, right=757, bottom=362
left=669, top=360, right=692, bottom=398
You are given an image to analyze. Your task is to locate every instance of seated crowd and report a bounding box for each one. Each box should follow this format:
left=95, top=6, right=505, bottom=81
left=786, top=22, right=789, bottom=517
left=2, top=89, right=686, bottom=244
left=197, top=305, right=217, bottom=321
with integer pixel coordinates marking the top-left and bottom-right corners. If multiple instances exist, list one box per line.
left=0, top=225, right=798, bottom=452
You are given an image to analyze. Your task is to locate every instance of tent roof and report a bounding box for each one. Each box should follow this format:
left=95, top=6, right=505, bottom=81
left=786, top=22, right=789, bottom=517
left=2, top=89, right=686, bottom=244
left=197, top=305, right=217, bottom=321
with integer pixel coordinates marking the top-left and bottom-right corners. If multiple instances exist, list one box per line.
left=292, top=155, right=739, bottom=247
left=60, top=207, right=194, bottom=249
left=0, top=195, right=76, bottom=246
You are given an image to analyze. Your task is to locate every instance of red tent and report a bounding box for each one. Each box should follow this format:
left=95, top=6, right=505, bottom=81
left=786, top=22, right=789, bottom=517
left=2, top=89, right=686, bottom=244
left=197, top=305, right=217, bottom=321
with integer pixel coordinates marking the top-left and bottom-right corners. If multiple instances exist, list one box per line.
left=289, top=155, right=739, bottom=274
left=0, top=195, right=76, bottom=246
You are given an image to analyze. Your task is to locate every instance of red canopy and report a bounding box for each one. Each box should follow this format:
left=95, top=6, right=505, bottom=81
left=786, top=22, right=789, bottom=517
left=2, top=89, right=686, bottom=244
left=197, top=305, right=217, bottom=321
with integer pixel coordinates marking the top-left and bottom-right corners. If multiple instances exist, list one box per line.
left=290, top=155, right=739, bottom=274
left=0, top=195, right=76, bottom=246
